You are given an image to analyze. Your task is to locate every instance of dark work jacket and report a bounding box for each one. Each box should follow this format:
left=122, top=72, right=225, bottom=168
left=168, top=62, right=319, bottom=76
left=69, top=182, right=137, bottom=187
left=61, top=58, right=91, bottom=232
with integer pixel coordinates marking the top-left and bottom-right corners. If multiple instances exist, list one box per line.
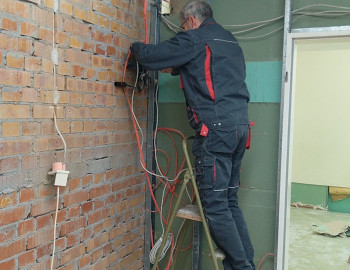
left=131, top=18, right=250, bottom=135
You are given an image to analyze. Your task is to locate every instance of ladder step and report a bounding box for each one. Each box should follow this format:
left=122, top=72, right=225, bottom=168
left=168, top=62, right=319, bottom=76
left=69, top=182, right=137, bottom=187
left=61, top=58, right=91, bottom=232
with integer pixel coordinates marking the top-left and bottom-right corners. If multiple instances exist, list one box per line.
left=176, top=204, right=202, bottom=222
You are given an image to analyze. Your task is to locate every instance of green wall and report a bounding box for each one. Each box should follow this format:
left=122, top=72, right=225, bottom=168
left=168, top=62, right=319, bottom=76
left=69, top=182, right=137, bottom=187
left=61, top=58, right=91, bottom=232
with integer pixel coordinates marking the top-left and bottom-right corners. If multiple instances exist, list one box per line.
left=153, top=1, right=350, bottom=269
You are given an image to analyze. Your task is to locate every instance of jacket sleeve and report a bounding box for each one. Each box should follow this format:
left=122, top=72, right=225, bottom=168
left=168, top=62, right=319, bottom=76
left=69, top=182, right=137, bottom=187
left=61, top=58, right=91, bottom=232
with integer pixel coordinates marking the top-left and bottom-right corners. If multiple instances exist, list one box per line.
left=130, top=32, right=196, bottom=71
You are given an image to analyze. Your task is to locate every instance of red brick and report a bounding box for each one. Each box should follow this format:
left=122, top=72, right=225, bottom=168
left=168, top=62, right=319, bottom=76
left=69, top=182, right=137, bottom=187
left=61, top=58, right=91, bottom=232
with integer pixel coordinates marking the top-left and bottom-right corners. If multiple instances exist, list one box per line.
left=33, top=41, right=51, bottom=59
left=0, top=259, right=15, bottom=270
left=6, top=54, right=24, bottom=68
left=25, top=57, right=41, bottom=71
left=81, top=201, right=92, bottom=214
left=32, top=6, right=53, bottom=27
left=67, top=233, right=80, bottom=247
left=55, top=209, right=67, bottom=223
left=66, top=134, right=90, bottom=148
left=22, top=88, right=38, bottom=103
left=86, top=232, right=109, bottom=252
left=90, top=184, right=110, bottom=199
left=21, top=155, right=38, bottom=171
left=2, top=122, right=20, bottom=137
left=99, top=16, right=110, bottom=29
left=0, top=34, right=32, bottom=53
left=85, top=67, right=97, bottom=79
left=0, top=239, right=26, bottom=260
left=91, top=55, right=113, bottom=69
left=30, top=197, right=57, bottom=217
left=0, top=68, right=31, bottom=87
left=19, top=189, right=36, bottom=203
left=0, top=139, right=31, bottom=156
left=68, top=205, right=80, bottom=219
left=22, top=122, right=39, bottom=137
left=36, top=214, right=52, bottom=230
left=36, top=137, right=63, bottom=151
left=2, top=18, right=17, bottom=32
left=93, top=200, right=104, bottom=210
left=38, top=185, right=54, bottom=198
left=32, top=105, right=62, bottom=119
left=39, top=28, right=53, bottom=42
left=71, top=120, right=84, bottom=131
left=67, top=177, right=81, bottom=191
left=0, top=157, right=19, bottom=173
left=60, top=0, right=73, bottom=15
left=55, top=31, right=69, bottom=44
left=83, top=41, right=94, bottom=52
left=110, top=224, right=127, bottom=240
left=57, top=62, right=71, bottom=75
left=36, top=242, right=51, bottom=259
left=19, top=249, right=35, bottom=268
left=93, top=172, right=104, bottom=184
left=60, top=243, right=85, bottom=265
left=72, top=65, right=84, bottom=77
left=41, top=59, right=53, bottom=72
left=21, top=22, right=38, bottom=37
left=91, top=248, right=102, bottom=263
left=33, top=73, right=65, bottom=90
left=27, top=228, right=53, bottom=249
left=0, top=104, right=30, bottom=119
left=18, top=219, right=35, bottom=236
left=87, top=208, right=108, bottom=225
left=79, top=254, right=90, bottom=268
left=64, top=19, right=90, bottom=37
left=0, top=224, right=15, bottom=243
left=65, top=49, right=90, bottom=66
left=63, top=190, right=89, bottom=207
left=81, top=227, right=92, bottom=241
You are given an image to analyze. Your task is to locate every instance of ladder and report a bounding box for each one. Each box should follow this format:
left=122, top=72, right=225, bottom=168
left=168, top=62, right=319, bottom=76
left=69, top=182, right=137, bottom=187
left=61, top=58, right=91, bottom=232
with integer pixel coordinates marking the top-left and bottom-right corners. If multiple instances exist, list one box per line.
left=151, top=136, right=224, bottom=270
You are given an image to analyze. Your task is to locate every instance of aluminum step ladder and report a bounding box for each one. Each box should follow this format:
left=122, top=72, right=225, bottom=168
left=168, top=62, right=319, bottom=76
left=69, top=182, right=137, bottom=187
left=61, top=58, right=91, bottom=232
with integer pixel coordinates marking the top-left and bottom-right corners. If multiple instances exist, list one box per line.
left=151, top=136, right=224, bottom=270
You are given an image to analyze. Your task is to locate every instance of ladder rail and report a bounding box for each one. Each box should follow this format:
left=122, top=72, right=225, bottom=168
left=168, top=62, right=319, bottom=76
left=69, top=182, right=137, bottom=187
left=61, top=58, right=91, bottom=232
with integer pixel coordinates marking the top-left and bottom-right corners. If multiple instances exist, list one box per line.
left=182, top=136, right=220, bottom=270
left=151, top=136, right=220, bottom=270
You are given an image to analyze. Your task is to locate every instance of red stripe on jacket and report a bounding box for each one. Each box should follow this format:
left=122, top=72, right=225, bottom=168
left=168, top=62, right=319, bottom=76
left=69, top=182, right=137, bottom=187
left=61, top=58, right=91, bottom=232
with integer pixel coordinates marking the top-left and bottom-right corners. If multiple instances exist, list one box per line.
left=205, top=45, right=215, bottom=101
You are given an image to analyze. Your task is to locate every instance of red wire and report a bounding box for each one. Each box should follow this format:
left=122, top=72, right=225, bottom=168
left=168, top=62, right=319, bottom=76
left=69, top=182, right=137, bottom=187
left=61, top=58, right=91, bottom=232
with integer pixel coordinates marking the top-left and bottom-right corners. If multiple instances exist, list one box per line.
left=144, top=0, right=148, bottom=44
left=257, top=253, right=274, bottom=270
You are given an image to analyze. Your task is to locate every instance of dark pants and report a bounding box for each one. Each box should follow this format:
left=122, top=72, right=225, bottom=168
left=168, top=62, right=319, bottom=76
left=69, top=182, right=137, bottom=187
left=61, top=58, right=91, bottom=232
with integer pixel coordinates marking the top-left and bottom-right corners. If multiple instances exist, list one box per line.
left=193, top=124, right=255, bottom=270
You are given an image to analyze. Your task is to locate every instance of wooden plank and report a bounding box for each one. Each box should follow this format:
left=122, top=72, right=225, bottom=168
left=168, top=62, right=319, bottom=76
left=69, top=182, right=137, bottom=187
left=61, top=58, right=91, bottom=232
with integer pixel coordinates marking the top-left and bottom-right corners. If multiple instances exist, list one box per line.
left=176, top=204, right=202, bottom=222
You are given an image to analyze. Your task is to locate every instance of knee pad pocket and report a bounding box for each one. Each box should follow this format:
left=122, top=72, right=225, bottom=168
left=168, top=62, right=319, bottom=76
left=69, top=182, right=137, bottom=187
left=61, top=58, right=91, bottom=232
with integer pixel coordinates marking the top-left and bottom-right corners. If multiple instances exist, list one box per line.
left=196, top=156, right=215, bottom=189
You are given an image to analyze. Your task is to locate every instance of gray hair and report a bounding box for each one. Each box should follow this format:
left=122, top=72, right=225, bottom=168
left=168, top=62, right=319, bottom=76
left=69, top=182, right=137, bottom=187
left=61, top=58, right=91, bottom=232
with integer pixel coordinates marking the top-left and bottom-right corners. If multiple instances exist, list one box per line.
left=180, top=0, right=213, bottom=23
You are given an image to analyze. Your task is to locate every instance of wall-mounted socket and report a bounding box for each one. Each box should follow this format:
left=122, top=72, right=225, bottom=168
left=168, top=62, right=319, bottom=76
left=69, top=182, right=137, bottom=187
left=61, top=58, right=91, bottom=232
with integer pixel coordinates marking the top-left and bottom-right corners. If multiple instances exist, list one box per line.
left=161, top=0, right=172, bottom=15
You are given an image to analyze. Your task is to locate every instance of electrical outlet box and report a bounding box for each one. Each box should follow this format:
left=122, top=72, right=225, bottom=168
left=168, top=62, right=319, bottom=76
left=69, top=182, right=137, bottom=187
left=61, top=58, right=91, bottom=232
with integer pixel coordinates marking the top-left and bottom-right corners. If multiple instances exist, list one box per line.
left=48, top=170, right=69, bottom=186
left=161, top=0, right=171, bottom=15
left=54, top=170, right=69, bottom=186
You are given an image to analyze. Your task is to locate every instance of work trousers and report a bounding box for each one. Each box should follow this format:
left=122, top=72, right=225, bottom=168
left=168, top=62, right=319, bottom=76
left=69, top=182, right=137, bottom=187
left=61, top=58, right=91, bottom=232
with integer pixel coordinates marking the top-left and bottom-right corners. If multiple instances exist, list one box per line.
left=193, top=124, right=255, bottom=270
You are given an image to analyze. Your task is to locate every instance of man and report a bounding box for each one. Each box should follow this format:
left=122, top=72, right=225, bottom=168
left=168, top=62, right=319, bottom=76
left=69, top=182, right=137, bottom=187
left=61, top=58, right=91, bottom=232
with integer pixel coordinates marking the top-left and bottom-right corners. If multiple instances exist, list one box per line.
left=131, top=1, right=255, bottom=269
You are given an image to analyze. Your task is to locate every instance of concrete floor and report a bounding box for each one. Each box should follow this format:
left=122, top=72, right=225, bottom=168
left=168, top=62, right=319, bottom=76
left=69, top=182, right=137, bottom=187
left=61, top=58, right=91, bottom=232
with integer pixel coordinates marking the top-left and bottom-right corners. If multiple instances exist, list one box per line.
left=289, top=207, right=350, bottom=270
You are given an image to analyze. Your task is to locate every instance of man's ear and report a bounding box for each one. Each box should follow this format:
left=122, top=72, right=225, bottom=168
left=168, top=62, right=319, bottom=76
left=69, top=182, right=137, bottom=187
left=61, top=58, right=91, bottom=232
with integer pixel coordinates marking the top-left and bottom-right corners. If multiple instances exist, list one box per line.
left=188, top=15, right=200, bottom=29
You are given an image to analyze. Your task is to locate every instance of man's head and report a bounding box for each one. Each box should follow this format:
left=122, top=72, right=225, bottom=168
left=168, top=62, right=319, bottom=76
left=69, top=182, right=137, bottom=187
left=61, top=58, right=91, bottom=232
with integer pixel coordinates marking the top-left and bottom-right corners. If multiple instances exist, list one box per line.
left=180, top=0, right=213, bottom=31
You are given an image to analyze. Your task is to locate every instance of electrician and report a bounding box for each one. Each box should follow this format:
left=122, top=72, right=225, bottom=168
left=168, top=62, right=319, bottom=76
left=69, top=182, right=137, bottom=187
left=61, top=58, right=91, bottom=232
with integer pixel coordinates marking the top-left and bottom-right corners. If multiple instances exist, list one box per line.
left=131, top=1, right=255, bottom=269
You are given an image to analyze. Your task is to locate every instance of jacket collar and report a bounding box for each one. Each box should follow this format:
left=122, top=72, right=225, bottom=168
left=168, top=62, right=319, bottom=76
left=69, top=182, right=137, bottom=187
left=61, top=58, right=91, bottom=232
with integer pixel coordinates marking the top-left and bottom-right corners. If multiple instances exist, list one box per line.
left=199, top=17, right=216, bottom=28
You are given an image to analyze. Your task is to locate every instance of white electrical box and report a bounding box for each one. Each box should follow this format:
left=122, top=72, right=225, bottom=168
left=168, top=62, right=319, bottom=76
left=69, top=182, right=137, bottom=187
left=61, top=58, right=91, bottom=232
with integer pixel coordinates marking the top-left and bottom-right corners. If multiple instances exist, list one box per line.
left=161, top=0, right=171, bottom=15
left=48, top=170, right=70, bottom=186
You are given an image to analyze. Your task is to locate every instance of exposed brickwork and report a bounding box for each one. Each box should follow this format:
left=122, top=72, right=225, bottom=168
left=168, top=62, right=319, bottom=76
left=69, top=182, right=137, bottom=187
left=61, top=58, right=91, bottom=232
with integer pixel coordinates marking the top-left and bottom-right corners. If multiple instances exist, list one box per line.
left=0, top=0, right=147, bottom=269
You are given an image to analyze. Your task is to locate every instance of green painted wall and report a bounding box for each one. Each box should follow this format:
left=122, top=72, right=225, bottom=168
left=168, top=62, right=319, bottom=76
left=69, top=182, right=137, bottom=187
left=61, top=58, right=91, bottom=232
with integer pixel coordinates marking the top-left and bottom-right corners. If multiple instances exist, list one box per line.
left=159, top=61, right=282, bottom=103
left=153, top=1, right=350, bottom=269
left=291, top=183, right=328, bottom=208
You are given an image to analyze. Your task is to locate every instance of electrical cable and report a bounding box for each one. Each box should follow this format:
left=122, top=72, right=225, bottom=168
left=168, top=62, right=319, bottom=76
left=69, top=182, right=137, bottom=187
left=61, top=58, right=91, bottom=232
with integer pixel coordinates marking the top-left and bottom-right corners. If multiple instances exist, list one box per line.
left=123, top=1, right=198, bottom=268
left=160, top=4, right=350, bottom=39
left=50, top=186, right=60, bottom=270
left=256, top=253, right=274, bottom=270
left=50, top=1, right=68, bottom=269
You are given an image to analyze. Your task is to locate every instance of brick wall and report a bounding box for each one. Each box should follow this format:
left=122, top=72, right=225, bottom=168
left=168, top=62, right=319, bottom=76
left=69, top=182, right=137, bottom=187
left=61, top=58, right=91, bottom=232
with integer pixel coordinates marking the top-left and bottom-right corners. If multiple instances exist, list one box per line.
left=0, top=0, right=148, bottom=269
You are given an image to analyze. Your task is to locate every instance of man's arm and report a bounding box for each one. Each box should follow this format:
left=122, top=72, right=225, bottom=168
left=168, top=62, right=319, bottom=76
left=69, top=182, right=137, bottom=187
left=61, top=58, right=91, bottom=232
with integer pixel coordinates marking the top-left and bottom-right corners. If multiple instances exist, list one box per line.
left=130, top=32, right=195, bottom=71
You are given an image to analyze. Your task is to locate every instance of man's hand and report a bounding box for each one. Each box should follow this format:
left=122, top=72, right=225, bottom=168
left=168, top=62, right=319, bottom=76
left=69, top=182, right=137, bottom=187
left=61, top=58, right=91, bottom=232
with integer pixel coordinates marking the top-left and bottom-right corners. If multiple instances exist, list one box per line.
left=161, top=68, right=173, bottom=73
